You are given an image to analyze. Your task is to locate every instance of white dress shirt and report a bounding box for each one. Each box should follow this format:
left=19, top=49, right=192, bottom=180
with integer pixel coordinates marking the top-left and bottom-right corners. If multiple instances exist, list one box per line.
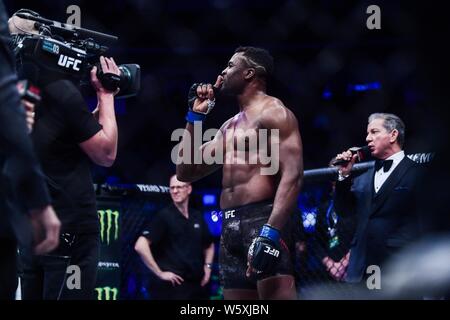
left=374, top=150, right=405, bottom=193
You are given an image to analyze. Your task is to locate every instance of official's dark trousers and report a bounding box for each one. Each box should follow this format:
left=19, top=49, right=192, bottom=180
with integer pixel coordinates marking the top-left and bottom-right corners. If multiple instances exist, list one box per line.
left=150, top=277, right=209, bottom=300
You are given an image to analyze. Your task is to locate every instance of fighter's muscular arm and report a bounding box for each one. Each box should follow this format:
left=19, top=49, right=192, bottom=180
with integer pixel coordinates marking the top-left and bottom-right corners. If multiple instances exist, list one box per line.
left=261, top=102, right=303, bottom=230
left=176, top=79, right=227, bottom=183
left=246, top=101, right=303, bottom=276
left=176, top=118, right=231, bottom=182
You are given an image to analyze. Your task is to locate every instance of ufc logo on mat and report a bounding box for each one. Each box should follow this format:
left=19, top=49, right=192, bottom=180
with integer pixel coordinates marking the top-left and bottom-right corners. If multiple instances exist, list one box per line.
left=264, top=246, right=279, bottom=257
left=58, top=55, right=82, bottom=71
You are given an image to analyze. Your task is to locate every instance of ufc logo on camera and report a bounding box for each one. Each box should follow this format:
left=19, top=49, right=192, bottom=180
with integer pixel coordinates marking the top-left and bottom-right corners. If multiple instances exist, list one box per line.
left=58, top=54, right=82, bottom=71
left=264, top=245, right=279, bottom=257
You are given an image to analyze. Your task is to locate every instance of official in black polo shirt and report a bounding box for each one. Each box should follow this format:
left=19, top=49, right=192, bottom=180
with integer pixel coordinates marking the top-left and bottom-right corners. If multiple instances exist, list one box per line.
left=134, top=175, right=215, bottom=300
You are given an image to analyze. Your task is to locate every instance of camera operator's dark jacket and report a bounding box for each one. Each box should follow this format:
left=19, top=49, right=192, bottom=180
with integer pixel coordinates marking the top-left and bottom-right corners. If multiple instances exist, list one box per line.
left=0, top=2, right=51, bottom=244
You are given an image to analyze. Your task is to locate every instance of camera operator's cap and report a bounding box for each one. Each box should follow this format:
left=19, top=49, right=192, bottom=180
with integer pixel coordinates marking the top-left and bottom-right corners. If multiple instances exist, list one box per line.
left=8, top=10, right=40, bottom=35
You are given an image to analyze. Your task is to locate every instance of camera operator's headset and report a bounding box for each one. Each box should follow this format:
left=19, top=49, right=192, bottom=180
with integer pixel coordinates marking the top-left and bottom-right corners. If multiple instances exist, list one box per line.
left=11, top=9, right=46, bottom=35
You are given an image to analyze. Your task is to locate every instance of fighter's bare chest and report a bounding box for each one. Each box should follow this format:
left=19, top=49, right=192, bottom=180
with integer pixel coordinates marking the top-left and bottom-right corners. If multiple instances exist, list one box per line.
left=222, top=115, right=269, bottom=152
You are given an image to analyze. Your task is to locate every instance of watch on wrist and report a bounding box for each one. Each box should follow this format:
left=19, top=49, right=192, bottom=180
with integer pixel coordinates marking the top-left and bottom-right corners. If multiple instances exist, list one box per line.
left=338, top=169, right=350, bottom=181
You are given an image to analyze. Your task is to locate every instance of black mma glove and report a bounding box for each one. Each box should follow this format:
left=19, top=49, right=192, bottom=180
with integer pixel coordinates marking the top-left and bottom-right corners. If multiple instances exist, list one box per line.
left=185, top=83, right=216, bottom=123
left=247, top=224, right=281, bottom=275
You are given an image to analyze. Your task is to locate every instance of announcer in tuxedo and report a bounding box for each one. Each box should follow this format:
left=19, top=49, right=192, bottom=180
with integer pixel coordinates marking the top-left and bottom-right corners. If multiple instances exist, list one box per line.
left=332, top=113, right=423, bottom=285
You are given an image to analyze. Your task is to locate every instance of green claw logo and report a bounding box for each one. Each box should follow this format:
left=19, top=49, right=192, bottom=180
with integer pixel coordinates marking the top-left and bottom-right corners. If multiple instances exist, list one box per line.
left=95, top=286, right=118, bottom=300
left=98, top=209, right=119, bottom=245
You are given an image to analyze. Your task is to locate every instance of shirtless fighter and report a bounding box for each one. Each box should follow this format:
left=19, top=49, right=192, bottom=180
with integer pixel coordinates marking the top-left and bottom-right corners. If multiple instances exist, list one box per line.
left=176, top=46, right=303, bottom=299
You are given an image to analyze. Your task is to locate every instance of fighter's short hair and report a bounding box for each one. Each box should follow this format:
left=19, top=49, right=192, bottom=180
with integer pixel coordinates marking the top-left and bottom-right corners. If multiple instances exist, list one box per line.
left=234, top=46, right=274, bottom=78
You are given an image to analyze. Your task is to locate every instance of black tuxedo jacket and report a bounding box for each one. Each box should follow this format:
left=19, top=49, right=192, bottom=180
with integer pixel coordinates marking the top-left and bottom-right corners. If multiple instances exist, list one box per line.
left=335, top=156, right=424, bottom=283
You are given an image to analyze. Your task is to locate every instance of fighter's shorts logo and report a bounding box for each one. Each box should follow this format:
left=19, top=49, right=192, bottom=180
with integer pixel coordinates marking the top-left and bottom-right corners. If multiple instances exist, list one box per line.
left=264, top=245, right=280, bottom=257
left=224, top=210, right=235, bottom=219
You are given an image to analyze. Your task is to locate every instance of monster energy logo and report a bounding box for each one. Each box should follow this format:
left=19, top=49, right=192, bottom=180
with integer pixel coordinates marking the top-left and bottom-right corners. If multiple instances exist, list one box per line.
left=95, top=286, right=118, bottom=300
left=98, top=209, right=119, bottom=245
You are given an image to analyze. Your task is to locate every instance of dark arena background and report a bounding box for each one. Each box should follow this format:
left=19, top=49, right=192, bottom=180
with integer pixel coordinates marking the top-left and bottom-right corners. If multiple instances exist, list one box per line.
left=3, top=0, right=450, bottom=302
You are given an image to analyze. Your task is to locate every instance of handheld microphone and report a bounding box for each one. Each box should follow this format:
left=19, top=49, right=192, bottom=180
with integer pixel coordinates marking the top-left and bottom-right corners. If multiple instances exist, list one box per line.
left=331, top=146, right=371, bottom=166
left=17, top=80, right=41, bottom=104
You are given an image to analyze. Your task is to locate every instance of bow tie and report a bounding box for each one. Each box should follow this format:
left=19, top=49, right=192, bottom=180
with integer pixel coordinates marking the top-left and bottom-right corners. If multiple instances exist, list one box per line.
left=375, top=159, right=393, bottom=172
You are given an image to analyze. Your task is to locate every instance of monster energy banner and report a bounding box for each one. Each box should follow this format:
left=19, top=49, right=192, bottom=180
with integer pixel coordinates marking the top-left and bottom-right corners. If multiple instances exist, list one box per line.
left=95, top=200, right=121, bottom=300
left=99, top=209, right=120, bottom=245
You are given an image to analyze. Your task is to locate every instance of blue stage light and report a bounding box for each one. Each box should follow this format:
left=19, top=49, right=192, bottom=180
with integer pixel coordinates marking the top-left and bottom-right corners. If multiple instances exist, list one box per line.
left=350, top=82, right=381, bottom=92
left=106, top=176, right=120, bottom=184
left=322, top=88, right=332, bottom=99
left=301, top=209, right=317, bottom=233
left=210, top=211, right=220, bottom=222
left=204, top=211, right=222, bottom=237
left=203, top=194, right=217, bottom=206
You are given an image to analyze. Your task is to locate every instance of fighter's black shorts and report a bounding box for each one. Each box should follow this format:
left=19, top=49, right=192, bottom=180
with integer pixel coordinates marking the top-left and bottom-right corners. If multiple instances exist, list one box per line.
left=219, top=199, right=297, bottom=290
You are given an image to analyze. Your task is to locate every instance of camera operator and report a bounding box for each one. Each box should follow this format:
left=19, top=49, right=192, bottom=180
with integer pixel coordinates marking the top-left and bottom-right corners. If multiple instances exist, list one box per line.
left=9, top=14, right=119, bottom=300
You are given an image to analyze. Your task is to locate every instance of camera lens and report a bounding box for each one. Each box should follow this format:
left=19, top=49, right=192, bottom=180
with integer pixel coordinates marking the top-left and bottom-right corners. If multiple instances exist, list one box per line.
left=118, top=65, right=131, bottom=90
